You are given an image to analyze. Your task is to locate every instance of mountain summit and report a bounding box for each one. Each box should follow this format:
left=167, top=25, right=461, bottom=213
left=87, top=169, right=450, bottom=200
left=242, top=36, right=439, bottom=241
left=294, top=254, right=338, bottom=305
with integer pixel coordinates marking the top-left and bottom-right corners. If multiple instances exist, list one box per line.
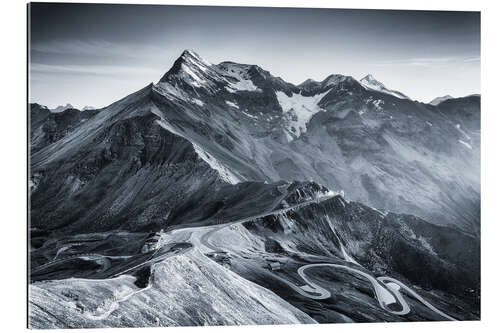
left=429, top=94, right=454, bottom=105
left=51, top=103, right=75, bottom=113
left=359, top=74, right=409, bottom=99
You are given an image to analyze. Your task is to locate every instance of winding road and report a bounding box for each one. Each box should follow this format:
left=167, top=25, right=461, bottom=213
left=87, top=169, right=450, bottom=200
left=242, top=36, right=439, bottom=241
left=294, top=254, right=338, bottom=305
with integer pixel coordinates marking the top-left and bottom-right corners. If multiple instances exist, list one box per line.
left=35, top=193, right=456, bottom=322
left=197, top=196, right=457, bottom=321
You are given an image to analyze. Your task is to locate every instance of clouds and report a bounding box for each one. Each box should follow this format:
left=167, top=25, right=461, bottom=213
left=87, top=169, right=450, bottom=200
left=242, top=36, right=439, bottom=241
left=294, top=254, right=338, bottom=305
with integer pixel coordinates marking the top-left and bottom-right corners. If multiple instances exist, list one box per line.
left=31, top=39, right=170, bottom=60
left=372, top=56, right=480, bottom=68
left=29, top=40, right=170, bottom=109
left=29, top=39, right=180, bottom=108
left=30, top=62, right=159, bottom=78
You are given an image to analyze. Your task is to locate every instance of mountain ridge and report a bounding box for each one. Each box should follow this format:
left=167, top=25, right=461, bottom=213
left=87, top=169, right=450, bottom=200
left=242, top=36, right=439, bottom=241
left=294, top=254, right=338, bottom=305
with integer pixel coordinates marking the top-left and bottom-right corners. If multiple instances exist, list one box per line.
left=30, top=49, right=480, bottom=235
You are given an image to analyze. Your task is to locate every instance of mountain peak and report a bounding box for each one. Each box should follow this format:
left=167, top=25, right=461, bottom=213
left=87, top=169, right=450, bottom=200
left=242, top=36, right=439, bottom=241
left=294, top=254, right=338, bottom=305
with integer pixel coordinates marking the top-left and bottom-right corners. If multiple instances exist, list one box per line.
left=159, top=49, right=213, bottom=85
left=51, top=103, right=75, bottom=113
left=362, top=74, right=376, bottom=81
left=299, top=78, right=318, bottom=86
left=429, top=94, right=454, bottom=105
left=359, top=74, right=409, bottom=100
left=360, top=74, right=384, bottom=88
left=179, top=49, right=204, bottom=62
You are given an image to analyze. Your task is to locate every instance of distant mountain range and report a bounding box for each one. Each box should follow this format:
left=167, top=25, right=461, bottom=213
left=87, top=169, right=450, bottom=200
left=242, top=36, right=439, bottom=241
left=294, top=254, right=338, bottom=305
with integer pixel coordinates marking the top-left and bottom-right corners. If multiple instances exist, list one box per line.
left=50, top=103, right=74, bottom=113
left=47, top=103, right=96, bottom=113
left=429, top=95, right=454, bottom=105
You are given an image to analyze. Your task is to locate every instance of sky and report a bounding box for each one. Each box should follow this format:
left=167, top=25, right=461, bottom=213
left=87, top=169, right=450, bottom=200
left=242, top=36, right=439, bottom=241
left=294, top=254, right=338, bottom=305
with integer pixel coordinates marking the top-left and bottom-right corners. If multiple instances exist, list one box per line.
left=29, top=3, right=480, bottom=109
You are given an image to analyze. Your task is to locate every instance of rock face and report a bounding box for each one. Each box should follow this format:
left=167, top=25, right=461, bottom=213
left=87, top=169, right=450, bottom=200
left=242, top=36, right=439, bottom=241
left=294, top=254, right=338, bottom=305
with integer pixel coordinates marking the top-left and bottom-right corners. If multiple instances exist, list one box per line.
left=29, top=49, right=480, bottom=327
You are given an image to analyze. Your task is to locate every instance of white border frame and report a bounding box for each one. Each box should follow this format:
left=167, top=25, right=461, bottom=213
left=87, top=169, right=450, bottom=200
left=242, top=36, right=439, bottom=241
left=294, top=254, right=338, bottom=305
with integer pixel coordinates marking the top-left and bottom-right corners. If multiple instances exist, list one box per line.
left=2, top=0, right=498, bottom=332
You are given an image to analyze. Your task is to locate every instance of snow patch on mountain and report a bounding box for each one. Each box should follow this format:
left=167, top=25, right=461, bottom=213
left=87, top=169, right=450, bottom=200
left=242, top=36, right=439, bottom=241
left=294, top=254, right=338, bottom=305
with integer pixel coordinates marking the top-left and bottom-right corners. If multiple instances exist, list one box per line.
left=242, top=111, right=257, bottom=119
left=219, top=63, right=260, bottom=92
left=158, top=50, right=223, bottom=94
left=181, top=64, right=205, bottom=87
left=360, top=74, right=409, bottom=99
left=225, top=101, right=239, bottom=109
left=455, top=124, right=471, bottom=140
left=154, top=118, right=185, bottom=138
left=226, top=78, right=259, bottom=92
left=192, top=98, right=204, bottom=106
left=51, top=103, right=74, bottom=113
left=182, top=49, right=212, bottom=69
left=373, top=99, right=384, bottom=110
left=154, top=83, right=204, bottom=107
left=154, top=82, right=186, bottom=101
left=459, top=140, right=472, bottom=150
left=276, top=89, right=331, bottom=139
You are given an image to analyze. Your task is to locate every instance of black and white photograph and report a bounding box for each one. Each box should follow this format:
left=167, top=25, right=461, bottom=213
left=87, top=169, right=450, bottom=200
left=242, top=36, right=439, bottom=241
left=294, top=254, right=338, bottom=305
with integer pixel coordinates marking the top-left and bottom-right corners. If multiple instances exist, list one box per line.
left=26, top=2, right=483, bottom=329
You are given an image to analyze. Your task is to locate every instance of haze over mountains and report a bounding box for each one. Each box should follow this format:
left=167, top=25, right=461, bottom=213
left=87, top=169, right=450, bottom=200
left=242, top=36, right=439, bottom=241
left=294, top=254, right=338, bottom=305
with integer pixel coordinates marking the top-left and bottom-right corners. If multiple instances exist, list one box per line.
left=29, top=50, right=480, bottom=328
left=47, top=103, right=96, bottom=113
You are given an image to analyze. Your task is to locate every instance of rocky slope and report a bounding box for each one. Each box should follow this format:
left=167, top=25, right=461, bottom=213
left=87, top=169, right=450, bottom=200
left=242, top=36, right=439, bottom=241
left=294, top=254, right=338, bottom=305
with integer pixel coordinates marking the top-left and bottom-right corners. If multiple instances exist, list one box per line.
left=30, top=104, right=100, bottom=153
left=29, top=248, right=316, bottom=328
left=202, top=195, right=480, bottom=322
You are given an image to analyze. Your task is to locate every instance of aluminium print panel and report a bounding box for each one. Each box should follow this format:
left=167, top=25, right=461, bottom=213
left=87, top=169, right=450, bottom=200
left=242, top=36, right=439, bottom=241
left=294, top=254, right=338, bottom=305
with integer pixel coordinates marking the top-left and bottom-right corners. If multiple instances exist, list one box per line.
left=28, top=3, right=480, bottom=329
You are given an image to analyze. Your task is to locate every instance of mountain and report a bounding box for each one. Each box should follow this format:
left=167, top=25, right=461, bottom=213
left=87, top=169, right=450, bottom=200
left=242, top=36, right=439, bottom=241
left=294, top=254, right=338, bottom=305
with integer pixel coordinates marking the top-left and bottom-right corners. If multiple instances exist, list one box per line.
left=30, top=50, right=480, bottom=234
left=51, top=103, right=75, bottom=113
left=30, top=104, right=100, bottom=153
left=29, top=50, right=480, bottom=327
left=82, top=105, right=96, bottom=111
left=429, top=95, right=454, bottom=105
left=359, top=74, right=410, bottom=99
left=30, top=49, right=480, bottom=234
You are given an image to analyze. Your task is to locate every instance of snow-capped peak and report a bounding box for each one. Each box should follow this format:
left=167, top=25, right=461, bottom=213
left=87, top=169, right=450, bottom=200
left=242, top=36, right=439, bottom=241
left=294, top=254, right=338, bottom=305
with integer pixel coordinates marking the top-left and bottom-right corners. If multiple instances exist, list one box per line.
left=181, top=49, right=199, bottom=58
left=50, top=103, right=74, bottom=113
left=359, top=74, right=409, bottom=100
left=158, top=49, right=221, bottom=91
left=360, top=74, right=385, bottom=90
left=179, top=49, right=212, bottom=67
